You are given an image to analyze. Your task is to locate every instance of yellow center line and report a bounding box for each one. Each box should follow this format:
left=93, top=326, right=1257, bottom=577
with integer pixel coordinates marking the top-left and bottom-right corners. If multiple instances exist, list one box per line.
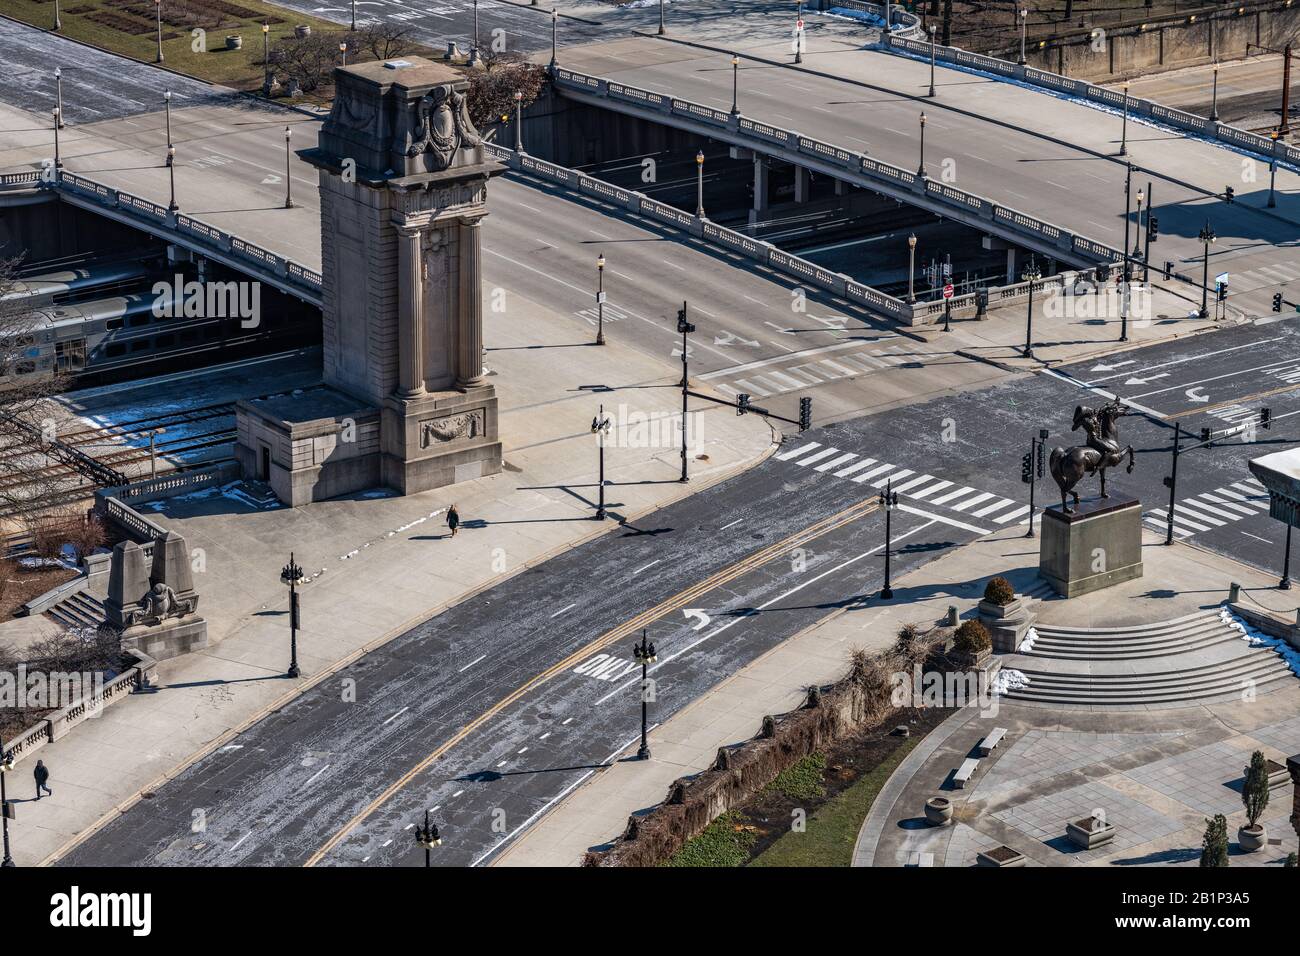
left=304, top=493, right=882, bottom=866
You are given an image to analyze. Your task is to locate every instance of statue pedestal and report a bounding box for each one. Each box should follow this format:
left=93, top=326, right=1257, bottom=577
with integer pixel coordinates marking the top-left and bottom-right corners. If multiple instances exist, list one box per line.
left=1039, top=494, right=1143, bottom=598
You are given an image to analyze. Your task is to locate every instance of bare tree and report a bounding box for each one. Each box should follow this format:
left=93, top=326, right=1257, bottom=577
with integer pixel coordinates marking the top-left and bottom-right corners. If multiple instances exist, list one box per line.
left=0, top=256, right=79, bottom=525
left=270, top=33, right=347, bottom=93
left=466, top=62, right=547, bottom=131
left=354, top=22, right=416, bottom=62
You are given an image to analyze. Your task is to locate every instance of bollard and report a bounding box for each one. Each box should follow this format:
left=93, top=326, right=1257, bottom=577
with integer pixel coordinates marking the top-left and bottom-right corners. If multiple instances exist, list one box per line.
left=1229, top=582, right=1241, bottom=604
left=945, top=605, right=958, bottom=627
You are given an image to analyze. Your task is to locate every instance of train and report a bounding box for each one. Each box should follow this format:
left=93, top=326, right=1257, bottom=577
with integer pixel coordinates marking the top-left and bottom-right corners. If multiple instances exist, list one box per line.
left=2, top=258, right=320, bottom=387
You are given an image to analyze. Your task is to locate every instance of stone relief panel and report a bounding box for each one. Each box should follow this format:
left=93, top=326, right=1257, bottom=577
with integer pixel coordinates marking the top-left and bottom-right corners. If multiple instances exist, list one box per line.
left=420, top=409, right=485, bottom=447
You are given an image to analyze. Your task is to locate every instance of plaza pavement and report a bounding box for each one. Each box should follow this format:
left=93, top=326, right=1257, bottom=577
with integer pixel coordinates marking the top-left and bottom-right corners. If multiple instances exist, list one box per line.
left=10, top=284, right=777, bottom=868
left=497, top=523, right=1300, bottom=866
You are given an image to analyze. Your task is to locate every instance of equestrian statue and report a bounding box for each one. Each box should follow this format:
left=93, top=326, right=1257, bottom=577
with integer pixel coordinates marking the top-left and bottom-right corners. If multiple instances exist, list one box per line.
left=1048, top=399, right=1135, bottom=514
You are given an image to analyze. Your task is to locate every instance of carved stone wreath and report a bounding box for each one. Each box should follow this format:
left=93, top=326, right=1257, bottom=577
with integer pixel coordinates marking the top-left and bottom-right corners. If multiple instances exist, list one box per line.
left=420, top=410, right=485, bottom=447
left=406, top=87, right=482, bottom=170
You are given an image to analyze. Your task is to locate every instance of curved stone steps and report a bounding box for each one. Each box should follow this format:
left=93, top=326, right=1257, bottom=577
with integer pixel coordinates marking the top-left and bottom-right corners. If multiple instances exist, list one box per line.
left=1025, top=626, right=1237, bottom=660
left=1007, top=656, right=1291, bottom=701
left=1001, top=668, right=1295, bottom=706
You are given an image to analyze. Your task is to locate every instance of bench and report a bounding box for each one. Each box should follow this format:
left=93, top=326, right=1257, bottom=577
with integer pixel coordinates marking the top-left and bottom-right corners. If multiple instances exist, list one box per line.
left=979, top=727, right=1007, bottom=757
left=953, top=757, right=980, bottom=788
left=906, top=851, right=935, bottom=867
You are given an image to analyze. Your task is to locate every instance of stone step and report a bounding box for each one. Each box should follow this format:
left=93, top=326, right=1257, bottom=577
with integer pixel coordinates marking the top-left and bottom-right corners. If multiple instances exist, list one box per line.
left=1024, top=628, right=1238, bottom=660
left=46, top=591, right=106, bottom=631
left=1011, top=657, right=1291, bottom=697
left=1030, top=609, right=1222, bottom=641
left=998, top=665, right=1294, bottom=702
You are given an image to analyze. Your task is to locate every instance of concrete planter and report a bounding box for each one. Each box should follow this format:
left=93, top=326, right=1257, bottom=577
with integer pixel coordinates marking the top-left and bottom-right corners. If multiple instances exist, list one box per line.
left=976, top=845, right=1025, bottom=867
left=1264, top=758, right=1289, bottom=791
left=924, top=796, right=952, bottom=827
left=977, top=597, right=1022, bottom=620
left=225, top=35, right=243, bottom=50
left=977, top=598, right=1037, bottom=654
left=1238, top=823, right=1267, bottom=852
left=1067, top=815, right=1115, bottom=850
left=294, top=24, right=312, bottom=38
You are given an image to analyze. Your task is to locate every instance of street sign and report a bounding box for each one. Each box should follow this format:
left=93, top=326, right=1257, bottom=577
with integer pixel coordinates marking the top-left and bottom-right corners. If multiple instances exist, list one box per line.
left=2, top=801, right=14, bottom=820
left=1215, top=272, right=1229, bottom=287
left=942, top=283, right=954, bottom=299
left=596, top=291, right=607, bottom=304
left=797, top=18, right=804, bottom=28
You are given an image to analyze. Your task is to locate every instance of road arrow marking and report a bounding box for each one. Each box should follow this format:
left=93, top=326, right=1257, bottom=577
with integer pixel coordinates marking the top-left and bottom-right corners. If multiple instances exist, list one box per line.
left=714, top=331, right=761, bottom=348
left=683, top=609, right=711, bottom=631
left=1184, top=387, right=1210, bottom=403
left=1124, top=373, right=1169, bottom=385
left=1090, top=360, right=1136, bottom=372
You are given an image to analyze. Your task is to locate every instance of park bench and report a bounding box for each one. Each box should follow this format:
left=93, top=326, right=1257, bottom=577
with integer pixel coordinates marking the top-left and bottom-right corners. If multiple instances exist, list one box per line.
left=953, top=757, right=980, bottom=788
left=979, top=727, right=1007, bottom=756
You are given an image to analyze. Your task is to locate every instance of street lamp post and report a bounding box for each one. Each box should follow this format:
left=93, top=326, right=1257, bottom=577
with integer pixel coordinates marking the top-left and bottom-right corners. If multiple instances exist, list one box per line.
left=54, top=0, right=61, bottom=31
left=1282, top=525, right=1293, bottom=590
left=283, top=126, right=294, bottom=208
left=280, top=553, right=303, bottom=678
left=166, top=144, right=178, bottom=213
left=1210, top=61, right=1220, bottom=122
left=54, top=69, right=64, bottom=129
left=594, top=253, right=606, bottom=345
left=677, top=302, right=695, bottom=483
left=928, top=24, right=937, bottom=97
left=350, top=0, right=357, bottom=30
left=1022, top=257, right=1041, bottom=358
left=513, top=90, right=523, bottom=151
left=730, top=54, right=740, bottom=115
left=1141, top=179, right=1153, bottom=283
left=1119, top=80, right=1130, bottom=156
left=591, top=404, right=610, bottom=520
left=1198, top=220, right=1216, bottom=318
left=795, top=0, right=804, bottom=65
left=52, top=108, right=62, bottom=170
left=414, top=809, right=441, bottom=867
left=695, top=150, right=705, bottom=218
left=1122, top=162, right=1133, bottom=281
left=632, top=631, right=656, bottom=759
left=1, top=740, right=15, bottom=867
left=340, top=41, right=348, bottom=67
left=879, top=480, right=899, bottom=600
left=907, top=233, right=917, bottom=302
left=470, top=0, right=480, bottom=67
left=658, top=0, right=665, bottom=35
left=155, top=0, right=164, bottom=64
left=262, top=23, right=272, bottom=94
left=1164, top=421, right=1182, bottom=545
left=1018, top=7, right=1028, bottom=65
left=917, top=111, right=927, bottom=177
left=1132, top=187, right=1145, bottom=263
left=1024, top=429, right=1049, bottom=537
left=550, top=8, right=558, bottom=70
left=164, top=89, right=173, bottom=147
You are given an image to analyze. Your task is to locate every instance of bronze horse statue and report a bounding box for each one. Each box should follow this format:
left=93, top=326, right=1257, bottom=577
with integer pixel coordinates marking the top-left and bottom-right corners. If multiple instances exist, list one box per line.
left=1048, top=400, right=1135, bottom=513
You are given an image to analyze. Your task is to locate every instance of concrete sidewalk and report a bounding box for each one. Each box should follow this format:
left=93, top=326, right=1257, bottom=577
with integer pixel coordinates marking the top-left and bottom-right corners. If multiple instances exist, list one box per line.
left=496, top=522, right=1297, bottom=866
left=10, top=285, right=776, bottom=867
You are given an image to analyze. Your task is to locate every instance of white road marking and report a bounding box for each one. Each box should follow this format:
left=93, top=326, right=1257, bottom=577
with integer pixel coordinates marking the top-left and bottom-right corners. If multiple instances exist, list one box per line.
left=720, top=518, right=744, bottom=530
left=633, top=560, right=662, bottom=574
left=382, top=707, right=409, bottom=725
left=550, top=603, right=577, bottom=618
left=304, top=764, right=330, bottom=786
left=458, top=654, right=486, bottom=673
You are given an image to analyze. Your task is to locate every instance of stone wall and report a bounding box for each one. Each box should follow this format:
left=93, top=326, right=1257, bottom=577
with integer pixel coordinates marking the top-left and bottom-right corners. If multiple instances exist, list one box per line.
left=998, top=2, right=1300, bottom=82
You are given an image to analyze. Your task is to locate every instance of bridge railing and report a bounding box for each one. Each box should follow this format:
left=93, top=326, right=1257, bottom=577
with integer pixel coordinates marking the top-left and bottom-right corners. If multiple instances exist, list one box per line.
left=26, top=170, right=324, bottom=302
left=885, top=34, right=1300, bottom=169
left=489, top=141, right=1094, bottom=326
left=551, top=67, right=1121, bottom=269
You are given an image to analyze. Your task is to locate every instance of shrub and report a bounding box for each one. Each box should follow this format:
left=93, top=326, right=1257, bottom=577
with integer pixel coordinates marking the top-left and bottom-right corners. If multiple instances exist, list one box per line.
left=1199, top=814, right=1229, bottom=867
left=983, top=576, right=1015, bottom=606
left=952, top=620, right=991, bottom=657
left=1242, top=750, right=1270, bottom=827
left=1286, top=852, right=1297, bottom=868
left=893, top=622, right=920, bottom=656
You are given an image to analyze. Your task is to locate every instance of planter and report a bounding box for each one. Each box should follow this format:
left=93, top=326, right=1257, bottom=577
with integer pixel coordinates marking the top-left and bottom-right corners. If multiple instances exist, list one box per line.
left=1066, top=815, right=1115, bottom=850
left=977, top=597, right=1023, bottom=621
left=294, top=24, right=312, bottom=38
left=225, top=35, right=243, bottom=50
left=1263, top=758, right=1289, bottom=791
left=924, top=796, right=952, bottom=827
left=976, top=845, right=1025, bottom=867
left=1238, top=823, right=1266, bottom=852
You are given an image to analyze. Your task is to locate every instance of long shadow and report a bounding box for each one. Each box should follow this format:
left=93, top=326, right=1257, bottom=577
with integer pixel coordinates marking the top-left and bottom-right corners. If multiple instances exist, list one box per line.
left=157, top=673, right=288, bottom=690
left=455, top=762, right=612, bottom=782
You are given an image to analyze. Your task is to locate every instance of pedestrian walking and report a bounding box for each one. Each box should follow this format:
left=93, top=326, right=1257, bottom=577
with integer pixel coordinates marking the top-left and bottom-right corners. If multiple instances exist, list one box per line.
left=34, top=759, right=52, bottom=800
left=447, top=504, right=460, bottom=538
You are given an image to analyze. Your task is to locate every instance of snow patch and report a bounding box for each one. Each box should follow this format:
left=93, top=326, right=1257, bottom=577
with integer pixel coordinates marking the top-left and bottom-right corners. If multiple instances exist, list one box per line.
left=1017, top=626, right=1038, bottom=653
left=1220, top=605, right=1300, bottom=678
left=992, top=668, right=1030, bottom=695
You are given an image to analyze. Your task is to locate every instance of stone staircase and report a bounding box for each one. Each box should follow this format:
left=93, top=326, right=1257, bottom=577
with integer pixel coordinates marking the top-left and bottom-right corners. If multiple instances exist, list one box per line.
left=1000, top=609, right=1296, bottom=708
left=46, top=590, right=107, bottom=632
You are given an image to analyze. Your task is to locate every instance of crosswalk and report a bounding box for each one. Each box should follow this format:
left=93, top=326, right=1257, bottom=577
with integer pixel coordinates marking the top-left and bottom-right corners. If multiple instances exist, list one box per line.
left=702, top=341, right=936, bottom=399
left=1234, top=259, right=1300, bottom=293
left=1143, top=476, right=1271, bottom=540
left=773, top=441, right=1032, bottom=526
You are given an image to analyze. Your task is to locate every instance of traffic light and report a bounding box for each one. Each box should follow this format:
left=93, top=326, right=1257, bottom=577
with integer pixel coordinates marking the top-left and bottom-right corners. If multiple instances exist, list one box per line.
left=1217, top=282, right=1228, bottom=302
left=1201, top=427, right=1212, bottom=444
left=798, top=397, right=812, bottom=431
left=1163, top=261, right=1173, bottom=279
left=1021, top=452, right=1033, bottom=484
left=1146, top=215, right=1158, bottom=243
left=737, top=393, right=751, bottom=416
left=1095, top=264, right=1109, bottom=284
left=1225, top=186, right=1235, bottom=203
left=1275, top=293, right=1285, bottom=313
left=1261, top=407, right=1272, bottom=430
left=676, top=304, right=695, bottom=335
left=1036, top=441, right=1045, bottom=478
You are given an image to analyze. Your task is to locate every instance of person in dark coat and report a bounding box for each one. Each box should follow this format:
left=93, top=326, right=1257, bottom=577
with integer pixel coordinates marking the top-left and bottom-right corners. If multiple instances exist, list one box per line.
left=447, top=504, right=460, bottom=538
left=34, top=759, right=52, bottom=799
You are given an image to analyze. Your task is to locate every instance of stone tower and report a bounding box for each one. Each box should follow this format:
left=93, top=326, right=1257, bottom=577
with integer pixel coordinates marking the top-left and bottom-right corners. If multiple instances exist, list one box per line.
left=301, top=57, right=503, bottom=494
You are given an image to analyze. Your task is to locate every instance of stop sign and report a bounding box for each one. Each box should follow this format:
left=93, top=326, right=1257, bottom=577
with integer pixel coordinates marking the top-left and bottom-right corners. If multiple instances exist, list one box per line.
left=942, top=283, right=954, bottom=299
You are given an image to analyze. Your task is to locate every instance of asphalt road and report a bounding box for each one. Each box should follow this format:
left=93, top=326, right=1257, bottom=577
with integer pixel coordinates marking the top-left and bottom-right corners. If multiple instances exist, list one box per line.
left=1119, top=54, right=1294, bottom=134
left=58, top=315, right=1299, bottom=867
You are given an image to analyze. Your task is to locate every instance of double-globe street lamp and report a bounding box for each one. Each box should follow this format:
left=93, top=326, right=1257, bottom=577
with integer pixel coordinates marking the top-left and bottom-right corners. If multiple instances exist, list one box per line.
left=1198, top=221, right=1216, bottom=318
left=281, top=553, right=304, bottom=678
left=591, top=404, right=610, bottom=520
left=632, top=631, right=657, bottom=760
left=414, top=809, right=441, bottom=866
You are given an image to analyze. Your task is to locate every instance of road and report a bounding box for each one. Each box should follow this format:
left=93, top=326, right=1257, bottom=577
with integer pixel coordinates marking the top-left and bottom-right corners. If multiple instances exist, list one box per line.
left=1119, top=53, right=1294, bottom=135
left=58, top=315, right=1298, bottom=867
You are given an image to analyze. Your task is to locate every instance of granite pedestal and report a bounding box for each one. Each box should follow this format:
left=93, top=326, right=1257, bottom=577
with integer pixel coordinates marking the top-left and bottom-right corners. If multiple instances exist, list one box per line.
left=1039, top=493, right=1143, bottom=598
